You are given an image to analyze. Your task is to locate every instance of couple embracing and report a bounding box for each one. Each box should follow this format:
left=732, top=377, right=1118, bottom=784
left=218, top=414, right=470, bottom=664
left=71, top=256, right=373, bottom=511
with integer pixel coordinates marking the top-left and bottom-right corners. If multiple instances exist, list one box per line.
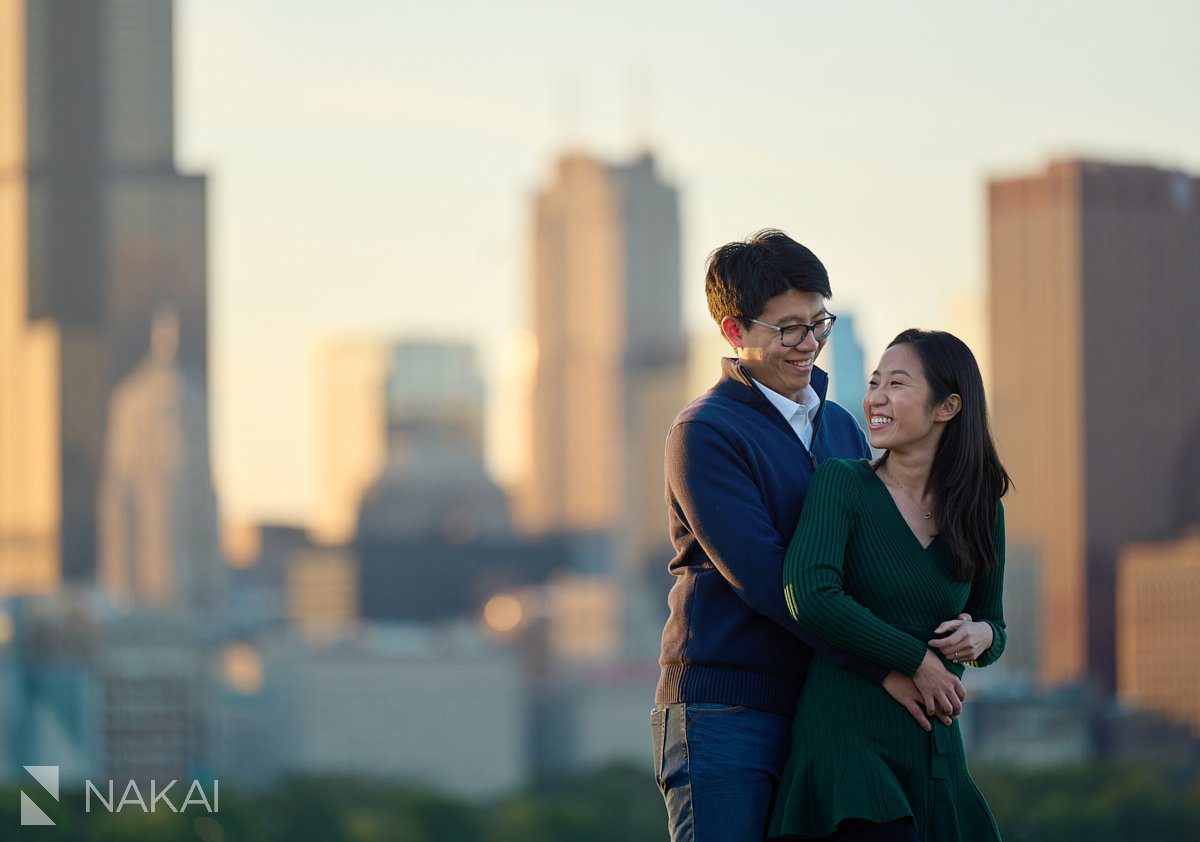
left=652, top=230, right=1011, bottom=842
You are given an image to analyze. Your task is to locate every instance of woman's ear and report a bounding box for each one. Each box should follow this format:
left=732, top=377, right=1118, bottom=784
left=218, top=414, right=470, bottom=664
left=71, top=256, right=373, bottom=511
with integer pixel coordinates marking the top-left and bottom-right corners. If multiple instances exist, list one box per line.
left=934, top=394, right=962, bottom=423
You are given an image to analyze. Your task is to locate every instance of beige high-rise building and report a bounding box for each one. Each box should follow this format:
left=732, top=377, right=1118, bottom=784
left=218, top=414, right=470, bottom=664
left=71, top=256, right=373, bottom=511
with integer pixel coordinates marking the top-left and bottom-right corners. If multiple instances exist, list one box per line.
left=1118, top=534, right=1200, bottom=735
left=522, top=151, right=685, bottom=589
left=309, top=338, right=391, bottom=545
left=1, top=0, right=208, bottom=590
left=98, top=311, right=222, bottom=613
left=988, top=159, right=1200, bottom=689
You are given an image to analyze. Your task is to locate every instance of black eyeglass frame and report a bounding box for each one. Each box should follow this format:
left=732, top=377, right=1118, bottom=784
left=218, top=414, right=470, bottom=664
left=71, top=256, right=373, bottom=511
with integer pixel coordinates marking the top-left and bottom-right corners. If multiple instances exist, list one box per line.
left=747, top=314, right=837, bottom=347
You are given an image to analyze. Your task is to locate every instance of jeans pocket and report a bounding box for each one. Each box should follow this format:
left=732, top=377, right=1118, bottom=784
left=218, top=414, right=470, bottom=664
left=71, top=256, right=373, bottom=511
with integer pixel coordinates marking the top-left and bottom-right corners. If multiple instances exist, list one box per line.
left=650, top=705, right=666, bottom=787
left=685, top=701, right=746, bottom=722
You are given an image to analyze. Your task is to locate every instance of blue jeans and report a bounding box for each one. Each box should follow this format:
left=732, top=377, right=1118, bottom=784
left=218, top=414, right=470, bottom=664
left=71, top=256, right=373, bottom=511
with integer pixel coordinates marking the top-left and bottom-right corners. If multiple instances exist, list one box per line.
left=651, top=702, right=792, bottom=842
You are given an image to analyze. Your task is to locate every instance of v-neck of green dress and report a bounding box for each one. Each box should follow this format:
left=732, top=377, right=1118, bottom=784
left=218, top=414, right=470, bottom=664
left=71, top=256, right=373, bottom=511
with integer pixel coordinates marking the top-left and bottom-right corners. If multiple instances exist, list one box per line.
left=866, top=466, right=939, bottom=554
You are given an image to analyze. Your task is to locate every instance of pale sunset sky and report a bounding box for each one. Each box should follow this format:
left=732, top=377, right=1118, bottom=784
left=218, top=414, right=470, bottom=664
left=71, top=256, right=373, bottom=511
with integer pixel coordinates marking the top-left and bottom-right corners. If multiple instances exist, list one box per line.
left=174, top=0, right=1200, bottom=523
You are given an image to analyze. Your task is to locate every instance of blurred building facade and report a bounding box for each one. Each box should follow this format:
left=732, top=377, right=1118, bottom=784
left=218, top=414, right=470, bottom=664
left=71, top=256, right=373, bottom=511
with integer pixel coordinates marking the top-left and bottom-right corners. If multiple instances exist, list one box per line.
left=97, top=611, right=212, bottom=785
left=3, top=592, right=214, bottom=788
left=962, top=685, right=1095, bottom=768
left=360, top=340, right=508, bottom=541
left=988, top=159, right=1200, bottom=689
left=686, top=330, right=733, bottom=405
left=1118, top=533, right=1200, bottom=736
left=313, top=338, right=563, bottom=623
left=285, top=547, right=358, bottom=642
left=4, top=593, right=101, bottom=785
left=221, top=522, right=308, bottom=636
left=215, top=627, right=528, bottom=797
left=535, top=660, right=661, bottom=774
left=827, top=311, right=868, bottom=431
left=996, top=544, right=1042, bottom=681
left=97, top=310, right=223, bottom=614
left=0, top=0, right=208, bottom=590
left=521, top=151, right=685, bottom=653
left=309, top=338, right=391, bottom=546
left=313, top=338, right=509, bottom=545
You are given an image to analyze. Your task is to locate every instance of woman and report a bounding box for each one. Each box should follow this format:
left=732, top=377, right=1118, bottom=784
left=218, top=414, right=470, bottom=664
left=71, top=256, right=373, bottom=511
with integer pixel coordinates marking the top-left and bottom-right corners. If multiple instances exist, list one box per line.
left=767, top=329, right=1011, bottom=842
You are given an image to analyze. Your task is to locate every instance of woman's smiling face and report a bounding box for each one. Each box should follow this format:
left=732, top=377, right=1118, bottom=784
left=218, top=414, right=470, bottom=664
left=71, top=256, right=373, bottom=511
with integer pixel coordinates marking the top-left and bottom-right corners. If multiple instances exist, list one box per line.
left=864, top=343, right=939, bottom=452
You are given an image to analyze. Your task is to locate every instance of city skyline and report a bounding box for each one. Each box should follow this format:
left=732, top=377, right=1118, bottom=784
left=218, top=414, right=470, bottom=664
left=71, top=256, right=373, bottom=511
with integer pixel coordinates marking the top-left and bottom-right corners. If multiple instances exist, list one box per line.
left=1, top=4, right=1198, bottom=820
left=175, top=0, right=1200, bottom=522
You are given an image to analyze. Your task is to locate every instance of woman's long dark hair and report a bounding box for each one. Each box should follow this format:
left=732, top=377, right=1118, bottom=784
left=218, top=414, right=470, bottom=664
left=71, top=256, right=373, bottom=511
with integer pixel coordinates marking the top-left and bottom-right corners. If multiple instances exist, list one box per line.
left=877, top=329, right=1011, bottom=582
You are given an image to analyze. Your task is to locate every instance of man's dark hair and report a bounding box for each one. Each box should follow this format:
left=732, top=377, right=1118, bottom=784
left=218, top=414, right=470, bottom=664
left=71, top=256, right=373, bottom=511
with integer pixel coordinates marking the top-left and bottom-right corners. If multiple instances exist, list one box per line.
left=704, top=229, right=832, bottom=326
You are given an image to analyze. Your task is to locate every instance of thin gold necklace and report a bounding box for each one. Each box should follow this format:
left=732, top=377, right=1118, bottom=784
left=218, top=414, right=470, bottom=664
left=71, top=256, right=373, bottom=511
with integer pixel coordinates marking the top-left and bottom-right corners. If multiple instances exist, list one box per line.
left=882, top=463, right=933, bottom=520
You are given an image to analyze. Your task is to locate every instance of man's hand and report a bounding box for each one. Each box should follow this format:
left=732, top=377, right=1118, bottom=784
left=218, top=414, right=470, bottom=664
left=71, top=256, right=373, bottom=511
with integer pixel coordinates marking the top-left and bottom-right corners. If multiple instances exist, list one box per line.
left=882, top=671, right=953, bottom=731
left=929, top=612, right=994, bottom=664
left=913, top=651, right=966, bottom=718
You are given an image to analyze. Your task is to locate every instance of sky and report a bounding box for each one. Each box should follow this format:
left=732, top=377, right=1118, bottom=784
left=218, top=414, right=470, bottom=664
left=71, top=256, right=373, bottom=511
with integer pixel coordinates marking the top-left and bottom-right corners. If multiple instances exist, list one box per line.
left=174, top=0, right=1200, bottom=523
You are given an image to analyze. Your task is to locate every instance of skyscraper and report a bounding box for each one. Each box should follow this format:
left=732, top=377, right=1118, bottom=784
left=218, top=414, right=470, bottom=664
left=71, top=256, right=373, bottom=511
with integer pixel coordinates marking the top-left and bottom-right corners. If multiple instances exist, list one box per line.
left=97, top=310, right=222, bottom=614
left=988, top=159, right=1200, bottom=689
left=1, top=0, right=208, bottom=589
left=522, top=152, right=685, bottom=577
left=309, top=338, right=391, bottom=545
left=521, top=151, right=685, bottom=657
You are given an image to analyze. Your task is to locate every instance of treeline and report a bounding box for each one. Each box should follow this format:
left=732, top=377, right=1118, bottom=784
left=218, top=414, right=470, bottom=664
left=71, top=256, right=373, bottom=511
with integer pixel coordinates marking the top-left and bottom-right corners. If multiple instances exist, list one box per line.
left=973, top=763, right=1200, bottom=842
left=2, top=761, right=1197, bottom=841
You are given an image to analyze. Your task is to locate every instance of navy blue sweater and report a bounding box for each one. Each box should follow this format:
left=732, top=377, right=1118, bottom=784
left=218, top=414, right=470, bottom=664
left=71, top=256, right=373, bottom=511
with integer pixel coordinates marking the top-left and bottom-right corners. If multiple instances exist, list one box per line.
left=655, top=358, right=887, bottom=716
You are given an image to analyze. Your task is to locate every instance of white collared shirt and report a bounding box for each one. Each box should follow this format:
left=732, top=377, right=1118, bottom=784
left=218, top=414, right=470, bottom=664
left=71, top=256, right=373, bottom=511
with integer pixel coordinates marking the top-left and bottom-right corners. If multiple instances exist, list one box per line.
left=752, top=379, right=821, bottom=449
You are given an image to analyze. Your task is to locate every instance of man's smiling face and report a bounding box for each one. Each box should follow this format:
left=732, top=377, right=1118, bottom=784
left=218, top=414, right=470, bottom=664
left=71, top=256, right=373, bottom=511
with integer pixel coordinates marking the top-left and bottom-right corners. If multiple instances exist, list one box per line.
left=727, top=289, right=829, bottom=400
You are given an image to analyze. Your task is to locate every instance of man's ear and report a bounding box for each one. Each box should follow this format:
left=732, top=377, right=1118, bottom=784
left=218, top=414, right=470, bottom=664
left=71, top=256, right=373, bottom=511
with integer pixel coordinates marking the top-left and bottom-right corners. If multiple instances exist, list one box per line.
left=720, top=317, right=746, bottom=350
left=934, top=394, right=962, bottom=423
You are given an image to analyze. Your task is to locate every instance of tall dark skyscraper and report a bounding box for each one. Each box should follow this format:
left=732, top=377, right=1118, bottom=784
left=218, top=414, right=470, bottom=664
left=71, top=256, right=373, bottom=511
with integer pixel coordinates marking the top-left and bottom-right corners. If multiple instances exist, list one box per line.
left=988, top=159, right=1200, bottom=690
left=0, top=0, right=208, bottom=589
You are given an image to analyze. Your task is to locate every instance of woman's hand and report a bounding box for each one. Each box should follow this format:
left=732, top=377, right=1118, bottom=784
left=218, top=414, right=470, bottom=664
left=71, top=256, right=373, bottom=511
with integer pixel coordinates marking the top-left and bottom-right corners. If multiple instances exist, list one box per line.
left=928, top=613, right=994, bottom=664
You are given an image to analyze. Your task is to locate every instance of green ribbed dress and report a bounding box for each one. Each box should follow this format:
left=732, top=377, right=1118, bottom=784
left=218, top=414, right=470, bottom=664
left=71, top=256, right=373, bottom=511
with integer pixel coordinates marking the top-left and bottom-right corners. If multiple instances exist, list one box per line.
left=767, top=458, right=1006, bottom=842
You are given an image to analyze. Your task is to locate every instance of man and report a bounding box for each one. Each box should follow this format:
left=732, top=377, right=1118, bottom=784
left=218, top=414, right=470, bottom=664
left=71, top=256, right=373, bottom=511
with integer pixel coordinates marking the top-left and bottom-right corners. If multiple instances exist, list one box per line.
left=651, top=230, right=963, bottom=841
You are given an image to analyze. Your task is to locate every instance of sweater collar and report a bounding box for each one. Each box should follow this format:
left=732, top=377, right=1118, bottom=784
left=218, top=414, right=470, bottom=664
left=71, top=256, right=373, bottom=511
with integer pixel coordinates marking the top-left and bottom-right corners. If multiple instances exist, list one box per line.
left=717, top=357, right=830, bottom=405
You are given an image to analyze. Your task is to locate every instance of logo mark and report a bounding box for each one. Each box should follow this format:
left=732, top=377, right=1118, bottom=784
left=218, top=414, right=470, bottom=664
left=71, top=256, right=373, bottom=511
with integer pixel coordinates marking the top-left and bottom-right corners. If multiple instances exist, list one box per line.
left=21, top=765, right=59, bottom=826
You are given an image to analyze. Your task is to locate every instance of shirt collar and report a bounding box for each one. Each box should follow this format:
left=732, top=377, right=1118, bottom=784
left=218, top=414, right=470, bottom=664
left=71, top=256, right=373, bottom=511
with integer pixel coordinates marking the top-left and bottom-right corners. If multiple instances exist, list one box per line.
left=751, top=379, right=821, bottom=420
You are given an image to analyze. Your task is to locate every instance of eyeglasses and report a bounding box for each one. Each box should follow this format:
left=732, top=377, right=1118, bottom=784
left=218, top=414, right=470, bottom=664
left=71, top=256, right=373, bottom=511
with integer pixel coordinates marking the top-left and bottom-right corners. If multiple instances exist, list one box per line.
left=748, top=314, right=837, bottom=347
